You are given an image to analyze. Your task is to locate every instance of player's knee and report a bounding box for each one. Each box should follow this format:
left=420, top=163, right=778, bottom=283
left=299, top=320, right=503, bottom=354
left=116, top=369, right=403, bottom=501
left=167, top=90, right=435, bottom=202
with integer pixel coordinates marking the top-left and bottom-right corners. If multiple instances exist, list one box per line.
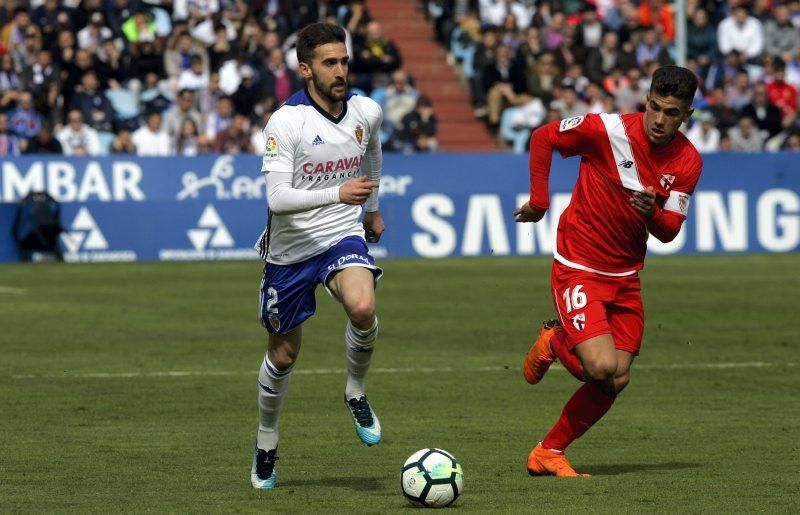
left=346, top=298, right=375, bottom=327
left=613, top=371, right=631, bottom=394
left=268, top=346, right=298, bottom=371
left=583, top=359, right=616, bottom=384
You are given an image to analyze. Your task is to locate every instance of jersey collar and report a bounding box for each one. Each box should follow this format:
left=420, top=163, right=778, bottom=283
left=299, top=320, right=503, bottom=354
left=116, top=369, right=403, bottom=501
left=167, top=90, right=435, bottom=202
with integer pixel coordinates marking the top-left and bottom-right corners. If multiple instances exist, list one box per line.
left=304, top=87, right=352, bottom=125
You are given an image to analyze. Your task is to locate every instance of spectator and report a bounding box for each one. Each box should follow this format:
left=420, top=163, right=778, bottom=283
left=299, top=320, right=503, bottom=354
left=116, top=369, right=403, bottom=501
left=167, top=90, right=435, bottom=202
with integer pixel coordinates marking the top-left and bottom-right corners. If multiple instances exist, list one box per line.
left=77, top=12, right=113, bottom=52
left=0, top=54, right=21, bottom=109
left=174, top=118, right=201, bottom=156
left=105, top=0, right=138, bottom=40
left=164, top=32, right=209, bottom=83
left=686, top=112, right=721, bottom=153
left=260, top=48, right=301, bottom=108
left=469, top=26, right=499, bottom=115
left=614, top=68, right=647, bottom=113
left=173, top=0, right=220, bottom=21
left=214, top=112, right=249, bottom=153
left=110, top=127, right=136, bottom=153
left=204, top=95, right=233, bottom=142
left=22, top=49, right=59, bottom=95
left=9, top=91, right=42, bottom=140
left=482, top=44, right=529, bottom=128
left=479, top=0, right=534, bottom=30
left=208, top=24, right=237, bottom=71
left=706, top=86, right=740, bottom=132
left=742, top=82, right=784, bottom=137
left=177, top=54, right=209, bottom=91
left=71, top=71, right=114, bottom=132
left=15, top=24, right=42, bottom=71
left=352, top=20, right=402, bottom=90
left=635, top=28, right=671, bottom=68
left=763, top=4, right=799, bottom=62
left=637, top=0, right=675, bottom=41
left=399, top=95, right=438, bottom=153
left=131, top=110, right=171, bottom=156
left=550, top=84, right=590, bottom=119
left=25, top=121, right=63, bottom=154
left=33, top=0, right=66, bottom=41
left=687, top=9, right=718, bottom=64
left=56, top=109, right=102, bottom=155
left=784, top=132, right=800, bottom=151
left=585, top=31, right=636, bottom=85
left=1, top=7, right=32, bottom=52
left=767, top=58, right=799, bottom=118
left=198, top=71, right=222, bottom=116
left=526, top=52, right=561, bottom=106
left=121, top=8, right=157, bottom=44
left=0, top=112, right=22, bottom=156
left=163, top=88, right=202, bottom=140
left=728, top=116, right=766, bottom=151
left=717, top=5, right=764, bottom=61
left=384, top=69, right=420, bottom=131
left=575, top=5, right=603, bottom=49
left=724, top=70, right=753, bottom=110
left=98, top=38, right=133, bottom=89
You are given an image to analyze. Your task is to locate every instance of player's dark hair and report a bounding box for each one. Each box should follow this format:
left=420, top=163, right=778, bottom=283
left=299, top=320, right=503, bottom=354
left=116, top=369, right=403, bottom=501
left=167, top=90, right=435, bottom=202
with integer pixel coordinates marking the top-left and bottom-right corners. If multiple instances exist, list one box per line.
left=296, top=23, right=346, bottom=65
left=650, top=65, right=698, bottom=106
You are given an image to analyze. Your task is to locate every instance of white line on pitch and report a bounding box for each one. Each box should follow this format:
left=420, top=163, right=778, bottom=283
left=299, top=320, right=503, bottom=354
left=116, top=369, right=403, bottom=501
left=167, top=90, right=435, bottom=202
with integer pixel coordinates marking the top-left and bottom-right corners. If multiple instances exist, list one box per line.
left=0, top=286, right=27, bottom=295
left=10, top=361, right=795, bottom=380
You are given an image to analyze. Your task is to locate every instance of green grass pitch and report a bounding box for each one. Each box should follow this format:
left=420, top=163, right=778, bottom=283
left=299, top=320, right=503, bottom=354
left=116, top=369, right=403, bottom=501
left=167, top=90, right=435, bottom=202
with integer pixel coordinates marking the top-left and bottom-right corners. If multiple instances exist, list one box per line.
left=1, top=254, right=798, bottom=512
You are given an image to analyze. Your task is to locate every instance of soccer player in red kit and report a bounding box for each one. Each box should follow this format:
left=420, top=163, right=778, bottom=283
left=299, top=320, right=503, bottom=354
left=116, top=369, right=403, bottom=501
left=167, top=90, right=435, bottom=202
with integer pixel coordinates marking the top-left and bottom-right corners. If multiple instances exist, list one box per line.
left=514, top=65, right=702, bottom=477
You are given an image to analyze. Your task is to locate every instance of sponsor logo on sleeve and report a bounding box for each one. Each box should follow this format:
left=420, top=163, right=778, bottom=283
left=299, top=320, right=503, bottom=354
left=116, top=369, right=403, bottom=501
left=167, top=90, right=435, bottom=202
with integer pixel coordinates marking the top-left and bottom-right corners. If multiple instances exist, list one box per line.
left=678, top=193, right=689, bottom=214
left=559, top=116, right=584, bottom=132
left=264, top=134, right=278, bottom=160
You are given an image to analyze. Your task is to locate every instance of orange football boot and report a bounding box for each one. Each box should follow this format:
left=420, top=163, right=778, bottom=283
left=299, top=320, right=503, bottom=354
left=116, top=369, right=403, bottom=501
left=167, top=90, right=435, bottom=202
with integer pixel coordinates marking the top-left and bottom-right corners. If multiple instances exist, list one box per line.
left=527, top=442, right=591, bottom=478
left=522, top=320, right=560, bottom=384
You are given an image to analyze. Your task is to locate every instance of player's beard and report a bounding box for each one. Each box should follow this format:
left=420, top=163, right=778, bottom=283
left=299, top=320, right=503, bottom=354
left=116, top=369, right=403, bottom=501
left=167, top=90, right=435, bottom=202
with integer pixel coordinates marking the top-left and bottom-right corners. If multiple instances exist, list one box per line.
left=313, top=74, right=348, bottom=104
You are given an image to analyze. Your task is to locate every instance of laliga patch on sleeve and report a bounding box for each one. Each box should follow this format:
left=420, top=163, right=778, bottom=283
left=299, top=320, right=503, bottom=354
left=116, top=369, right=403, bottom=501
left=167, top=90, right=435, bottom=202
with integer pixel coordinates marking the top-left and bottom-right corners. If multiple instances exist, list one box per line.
left=264, top=133, right=279, bottom=160
left=559, top=116, right=584, bottom=132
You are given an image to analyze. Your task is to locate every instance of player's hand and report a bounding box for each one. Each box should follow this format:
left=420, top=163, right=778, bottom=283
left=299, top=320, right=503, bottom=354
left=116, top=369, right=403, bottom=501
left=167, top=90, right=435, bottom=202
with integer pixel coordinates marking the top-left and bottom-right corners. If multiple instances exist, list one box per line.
left=339, top=177, right=379, bottom=205
left=363, top=210, right=385, bottom=243
left=514, top=202, right=547, bottom=223
left=630, top=186, right=656, bottom=217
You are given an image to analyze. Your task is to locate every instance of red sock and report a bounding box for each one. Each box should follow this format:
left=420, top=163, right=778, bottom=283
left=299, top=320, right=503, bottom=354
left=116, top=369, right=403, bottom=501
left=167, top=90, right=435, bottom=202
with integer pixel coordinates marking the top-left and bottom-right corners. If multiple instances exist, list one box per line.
left=541, top=382, right=616, bottom=451
left=551, top=331, right=586, bottom=382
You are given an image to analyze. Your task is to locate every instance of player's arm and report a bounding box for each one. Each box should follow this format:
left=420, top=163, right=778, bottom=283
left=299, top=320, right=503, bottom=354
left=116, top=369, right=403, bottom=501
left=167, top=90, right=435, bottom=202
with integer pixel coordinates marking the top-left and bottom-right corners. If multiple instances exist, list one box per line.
left=515, top=116, right=596, bottom=223
left=361, top=107, right=385, bottom=243
left=631, top=160, right=701, bottom=243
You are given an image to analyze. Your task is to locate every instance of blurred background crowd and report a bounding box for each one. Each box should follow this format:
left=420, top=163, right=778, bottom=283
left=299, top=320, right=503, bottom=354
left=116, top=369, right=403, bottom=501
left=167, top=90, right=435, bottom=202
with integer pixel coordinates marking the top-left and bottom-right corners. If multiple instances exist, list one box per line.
left=0, top=0, right=798, bottom=156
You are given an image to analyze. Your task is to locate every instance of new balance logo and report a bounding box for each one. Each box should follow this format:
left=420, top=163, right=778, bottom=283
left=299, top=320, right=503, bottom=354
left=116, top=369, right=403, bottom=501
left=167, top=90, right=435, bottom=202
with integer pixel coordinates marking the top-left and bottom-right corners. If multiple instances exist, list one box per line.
left=618, top=159, right=634, bottom=169
left=312, top=135, right=325, bottom=145
left=187, top=204, right=234, bottom=251
left=61, top=207, right=108, bottom=253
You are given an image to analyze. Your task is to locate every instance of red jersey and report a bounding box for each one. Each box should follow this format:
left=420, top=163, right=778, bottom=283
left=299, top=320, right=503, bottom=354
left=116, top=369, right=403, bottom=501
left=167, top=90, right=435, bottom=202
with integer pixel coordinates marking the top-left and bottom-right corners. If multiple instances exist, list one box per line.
left=528, top=112, right=703, bottom=275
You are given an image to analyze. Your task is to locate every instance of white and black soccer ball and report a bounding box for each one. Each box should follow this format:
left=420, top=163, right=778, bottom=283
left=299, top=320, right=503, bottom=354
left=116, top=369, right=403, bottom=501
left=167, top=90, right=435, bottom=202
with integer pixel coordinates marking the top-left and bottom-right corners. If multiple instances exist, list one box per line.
left=401, top=448, right=464, bottom=508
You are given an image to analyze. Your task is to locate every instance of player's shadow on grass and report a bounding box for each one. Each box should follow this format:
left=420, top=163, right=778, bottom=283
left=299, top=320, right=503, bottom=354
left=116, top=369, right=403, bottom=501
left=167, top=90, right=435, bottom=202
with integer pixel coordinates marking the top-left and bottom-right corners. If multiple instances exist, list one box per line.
left=589, top=461, right=698, bottom=475
left=281, top=476, right=383, bottom=491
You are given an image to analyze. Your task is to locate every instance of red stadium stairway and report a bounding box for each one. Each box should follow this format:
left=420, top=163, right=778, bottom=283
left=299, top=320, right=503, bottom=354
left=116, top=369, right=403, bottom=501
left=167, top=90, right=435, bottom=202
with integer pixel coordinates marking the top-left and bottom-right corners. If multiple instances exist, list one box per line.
left=367, top=0, right=500, bottom=152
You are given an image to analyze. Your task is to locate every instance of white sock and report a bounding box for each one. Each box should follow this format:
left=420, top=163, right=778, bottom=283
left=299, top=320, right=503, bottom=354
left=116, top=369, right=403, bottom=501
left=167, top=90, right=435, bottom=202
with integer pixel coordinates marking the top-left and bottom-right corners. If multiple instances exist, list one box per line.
left=345, top=317, right=378, bottom=399
left=257, top=355, right=293, bottom=451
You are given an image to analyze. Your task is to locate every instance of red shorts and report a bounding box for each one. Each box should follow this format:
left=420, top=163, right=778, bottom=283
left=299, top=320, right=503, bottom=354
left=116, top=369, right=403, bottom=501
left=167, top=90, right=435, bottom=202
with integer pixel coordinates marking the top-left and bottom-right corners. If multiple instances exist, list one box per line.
left=550, top=261, right=645, bottom=355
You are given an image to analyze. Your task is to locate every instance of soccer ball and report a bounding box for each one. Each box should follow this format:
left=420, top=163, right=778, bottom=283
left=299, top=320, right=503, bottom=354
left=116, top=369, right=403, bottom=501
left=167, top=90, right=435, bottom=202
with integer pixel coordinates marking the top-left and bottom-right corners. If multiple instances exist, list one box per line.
left=400, top=448, right=464, bottom=508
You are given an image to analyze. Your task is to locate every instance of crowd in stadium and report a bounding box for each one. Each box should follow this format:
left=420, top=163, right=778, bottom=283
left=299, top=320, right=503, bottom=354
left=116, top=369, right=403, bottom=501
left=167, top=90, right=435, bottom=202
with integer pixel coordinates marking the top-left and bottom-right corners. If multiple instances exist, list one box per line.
left=0, top=0, right=799, bottom=156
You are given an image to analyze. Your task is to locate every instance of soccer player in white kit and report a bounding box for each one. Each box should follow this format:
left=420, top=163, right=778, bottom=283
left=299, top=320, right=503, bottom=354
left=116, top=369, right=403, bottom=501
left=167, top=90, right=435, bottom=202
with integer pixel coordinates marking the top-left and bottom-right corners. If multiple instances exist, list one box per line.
left=250, top=23, right=385, bottom=490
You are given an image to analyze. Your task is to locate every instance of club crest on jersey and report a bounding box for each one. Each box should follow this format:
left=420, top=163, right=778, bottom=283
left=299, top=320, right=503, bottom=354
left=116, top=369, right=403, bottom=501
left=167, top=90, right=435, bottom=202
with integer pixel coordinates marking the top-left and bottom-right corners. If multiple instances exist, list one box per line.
left=354, top=124, right=364, bottom=144
left=660, top=173, right=676, bottom=190
left=264, top=134, right=278, bottom=160
left=572, top=313, right=586, bottom=331
left=559, top=116, right=584, bottom=132
left=268, top=316, right=281, bottom=332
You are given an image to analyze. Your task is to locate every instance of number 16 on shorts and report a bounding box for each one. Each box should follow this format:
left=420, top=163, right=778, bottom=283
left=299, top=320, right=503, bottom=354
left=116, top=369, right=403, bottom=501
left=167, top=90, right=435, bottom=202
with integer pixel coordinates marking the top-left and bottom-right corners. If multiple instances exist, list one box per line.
left=559, top=285, right=587, bottom=331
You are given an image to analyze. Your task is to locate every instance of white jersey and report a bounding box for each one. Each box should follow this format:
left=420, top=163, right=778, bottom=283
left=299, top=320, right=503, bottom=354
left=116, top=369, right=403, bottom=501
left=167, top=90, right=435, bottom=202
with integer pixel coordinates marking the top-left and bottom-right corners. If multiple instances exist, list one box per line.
left=256, top=89, right=383, bottom=264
